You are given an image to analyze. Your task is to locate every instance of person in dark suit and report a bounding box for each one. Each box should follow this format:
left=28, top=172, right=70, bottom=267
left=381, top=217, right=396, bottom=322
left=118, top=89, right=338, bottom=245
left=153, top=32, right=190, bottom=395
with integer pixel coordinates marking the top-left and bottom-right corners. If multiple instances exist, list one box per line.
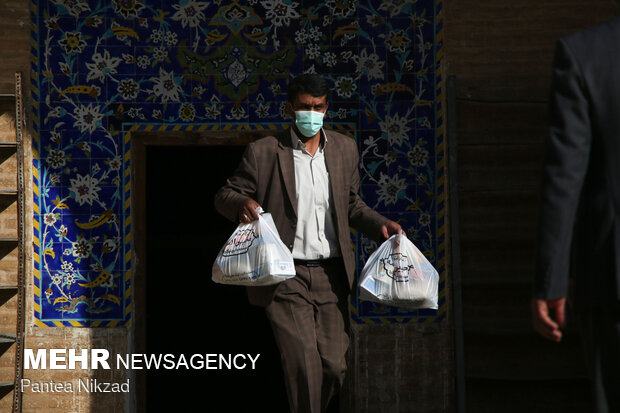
left=532, top=17, right=620, bottom=413
left=215, top=74, right=401, bottom=413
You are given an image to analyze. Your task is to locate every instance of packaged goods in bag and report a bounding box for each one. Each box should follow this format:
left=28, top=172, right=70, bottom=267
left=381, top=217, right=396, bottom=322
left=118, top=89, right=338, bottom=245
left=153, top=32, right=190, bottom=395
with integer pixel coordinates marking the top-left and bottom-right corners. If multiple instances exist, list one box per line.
left=358, top=231, right=439, bottom=309
left=212, top=210, right=296, bottom=286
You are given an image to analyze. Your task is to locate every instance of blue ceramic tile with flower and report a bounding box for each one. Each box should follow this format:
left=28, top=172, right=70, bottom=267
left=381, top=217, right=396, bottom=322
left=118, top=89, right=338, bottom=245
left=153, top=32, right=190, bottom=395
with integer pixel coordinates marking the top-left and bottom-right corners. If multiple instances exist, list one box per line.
left=33, top=0, right=443, bottom=324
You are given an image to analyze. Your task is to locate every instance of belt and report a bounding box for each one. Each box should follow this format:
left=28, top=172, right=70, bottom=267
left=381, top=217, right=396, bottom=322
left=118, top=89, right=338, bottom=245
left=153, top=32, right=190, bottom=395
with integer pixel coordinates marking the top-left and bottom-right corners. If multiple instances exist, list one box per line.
left=294, top=258, right=340, bottom=267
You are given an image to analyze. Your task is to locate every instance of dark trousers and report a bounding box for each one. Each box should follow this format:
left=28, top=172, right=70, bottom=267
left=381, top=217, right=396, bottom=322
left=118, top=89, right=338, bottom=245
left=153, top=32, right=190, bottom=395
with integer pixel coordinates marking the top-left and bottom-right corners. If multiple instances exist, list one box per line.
left=265, top=259, right=350, bottom=413
left=578, top=305, right=620, bottom=413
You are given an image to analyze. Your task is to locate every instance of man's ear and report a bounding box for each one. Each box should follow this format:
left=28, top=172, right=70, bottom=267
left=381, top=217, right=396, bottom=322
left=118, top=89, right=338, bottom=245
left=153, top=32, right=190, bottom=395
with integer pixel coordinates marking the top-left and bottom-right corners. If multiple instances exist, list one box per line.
left=285, top=101, right=294, bottom=118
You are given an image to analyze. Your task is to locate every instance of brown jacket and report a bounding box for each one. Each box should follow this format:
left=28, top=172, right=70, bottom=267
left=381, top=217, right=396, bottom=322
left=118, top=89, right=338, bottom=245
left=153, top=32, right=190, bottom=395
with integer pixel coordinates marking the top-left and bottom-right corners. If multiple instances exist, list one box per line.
left=214, top=128, right=387, bottom=306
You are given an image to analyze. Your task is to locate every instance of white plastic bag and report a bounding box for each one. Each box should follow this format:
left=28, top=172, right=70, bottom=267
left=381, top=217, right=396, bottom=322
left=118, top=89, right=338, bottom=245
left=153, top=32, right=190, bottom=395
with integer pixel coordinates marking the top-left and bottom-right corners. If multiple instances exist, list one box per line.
left=212, top=212, right=296, bottom=286
left=358, top=231, right=439, bottom=309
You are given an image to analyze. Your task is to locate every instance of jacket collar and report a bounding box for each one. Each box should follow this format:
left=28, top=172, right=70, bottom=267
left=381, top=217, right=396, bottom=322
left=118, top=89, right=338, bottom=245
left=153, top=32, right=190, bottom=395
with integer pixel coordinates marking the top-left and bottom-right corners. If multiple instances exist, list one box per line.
left=277, top=128, right=297, bottom=217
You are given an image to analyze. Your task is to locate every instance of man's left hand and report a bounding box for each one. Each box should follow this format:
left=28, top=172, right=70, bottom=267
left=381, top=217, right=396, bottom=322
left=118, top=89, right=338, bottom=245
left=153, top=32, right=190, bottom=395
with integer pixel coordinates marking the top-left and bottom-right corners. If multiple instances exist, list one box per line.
left=531, top=297, right=566, bottom=342
left=381, top=220, right=402, bottom=239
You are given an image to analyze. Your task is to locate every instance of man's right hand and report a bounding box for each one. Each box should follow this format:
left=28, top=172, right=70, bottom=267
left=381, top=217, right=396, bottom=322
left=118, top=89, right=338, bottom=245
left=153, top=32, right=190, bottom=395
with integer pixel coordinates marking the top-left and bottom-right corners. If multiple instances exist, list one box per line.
left=239, top=197, right=262, bottom=223
left=531, top=297, right=566, bottom=342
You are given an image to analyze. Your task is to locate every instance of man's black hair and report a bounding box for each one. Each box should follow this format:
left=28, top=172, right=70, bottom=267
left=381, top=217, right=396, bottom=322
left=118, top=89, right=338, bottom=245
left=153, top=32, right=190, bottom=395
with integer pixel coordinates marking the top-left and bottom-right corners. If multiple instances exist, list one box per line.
left=287, top=74, right=331, bottom=103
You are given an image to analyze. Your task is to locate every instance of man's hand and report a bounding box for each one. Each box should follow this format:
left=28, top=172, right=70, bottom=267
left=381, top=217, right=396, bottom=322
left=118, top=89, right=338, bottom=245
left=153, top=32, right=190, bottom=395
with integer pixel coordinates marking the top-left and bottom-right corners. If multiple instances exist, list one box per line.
left=381, top=220, right=402, bottom=239
left=239, top=197, right=262, bottom=223
left=531, top=297, right=566, bottom=342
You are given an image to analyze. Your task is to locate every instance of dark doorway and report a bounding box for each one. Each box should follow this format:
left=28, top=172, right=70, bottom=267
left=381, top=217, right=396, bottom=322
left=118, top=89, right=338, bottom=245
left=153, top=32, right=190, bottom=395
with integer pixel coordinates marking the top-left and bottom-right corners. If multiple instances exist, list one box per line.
left=144, top=145, right=288, bottom=412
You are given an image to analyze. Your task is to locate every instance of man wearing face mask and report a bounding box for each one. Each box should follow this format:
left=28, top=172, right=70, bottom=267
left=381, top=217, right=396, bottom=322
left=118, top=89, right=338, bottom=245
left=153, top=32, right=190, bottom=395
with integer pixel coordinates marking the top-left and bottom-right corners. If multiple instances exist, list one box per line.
left=214, top=74, right=401, bottom=413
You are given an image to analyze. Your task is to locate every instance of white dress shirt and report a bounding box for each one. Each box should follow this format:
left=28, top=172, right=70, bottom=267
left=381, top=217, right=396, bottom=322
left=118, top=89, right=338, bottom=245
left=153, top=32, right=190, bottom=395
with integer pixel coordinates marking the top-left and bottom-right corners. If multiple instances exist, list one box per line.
left=291, top=128, right=340, bottom=259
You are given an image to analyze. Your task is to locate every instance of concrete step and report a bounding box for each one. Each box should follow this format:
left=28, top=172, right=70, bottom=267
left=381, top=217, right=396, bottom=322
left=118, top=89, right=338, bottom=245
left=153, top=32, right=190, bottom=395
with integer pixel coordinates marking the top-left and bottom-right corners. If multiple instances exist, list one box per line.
left=461, top=281, right=535, bottom=331
left=0, top=95, right=16, bottom=143
left=466, top=377, right=592, bottom=413
left=0, top=334, right=15, bottom=358
left=458, top=190, right=539, bottom=238
left=0, top=191, right=16, bottom=215
left=0, top=239, right=17, bottom=261
left=0, top=286, right=16, bottom=307
left=0, top=382, right=12, bottom=400
left=0, top=147, right=16, bottom=191
left=457, top=143, right=544, bottom=191
left=0, top=143, right=16, bottom=164
left=455, top=100, right=547, bottom=145
left=464, top=330, right=586, bottom=381
left=459, top=237, right=535, bottom=285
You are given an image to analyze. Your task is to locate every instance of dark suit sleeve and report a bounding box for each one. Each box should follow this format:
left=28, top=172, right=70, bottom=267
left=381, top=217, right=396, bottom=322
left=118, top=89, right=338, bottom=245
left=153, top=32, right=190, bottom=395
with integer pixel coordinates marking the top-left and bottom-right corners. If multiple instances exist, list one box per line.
left=534, top=39, right=592, bottom=299
left=214, top=143, right=259, bottom=223
left=346, top=140, right=387, bottom=241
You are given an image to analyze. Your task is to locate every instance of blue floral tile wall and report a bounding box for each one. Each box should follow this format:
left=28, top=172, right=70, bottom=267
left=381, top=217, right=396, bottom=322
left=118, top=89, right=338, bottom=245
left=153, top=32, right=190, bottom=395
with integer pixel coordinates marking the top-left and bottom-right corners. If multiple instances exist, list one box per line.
left=31, top=0, right=445, bottom=326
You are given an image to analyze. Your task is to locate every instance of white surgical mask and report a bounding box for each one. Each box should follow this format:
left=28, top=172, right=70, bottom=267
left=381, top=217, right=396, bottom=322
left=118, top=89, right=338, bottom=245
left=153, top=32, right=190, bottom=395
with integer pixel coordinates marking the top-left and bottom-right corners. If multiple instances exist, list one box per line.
left=295, top=110, right=324, bottom=137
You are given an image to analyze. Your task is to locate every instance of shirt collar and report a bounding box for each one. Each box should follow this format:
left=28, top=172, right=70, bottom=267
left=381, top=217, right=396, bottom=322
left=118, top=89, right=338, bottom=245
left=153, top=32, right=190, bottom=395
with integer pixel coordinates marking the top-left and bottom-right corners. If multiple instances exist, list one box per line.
left=290, top=127, right=328, bottom=153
